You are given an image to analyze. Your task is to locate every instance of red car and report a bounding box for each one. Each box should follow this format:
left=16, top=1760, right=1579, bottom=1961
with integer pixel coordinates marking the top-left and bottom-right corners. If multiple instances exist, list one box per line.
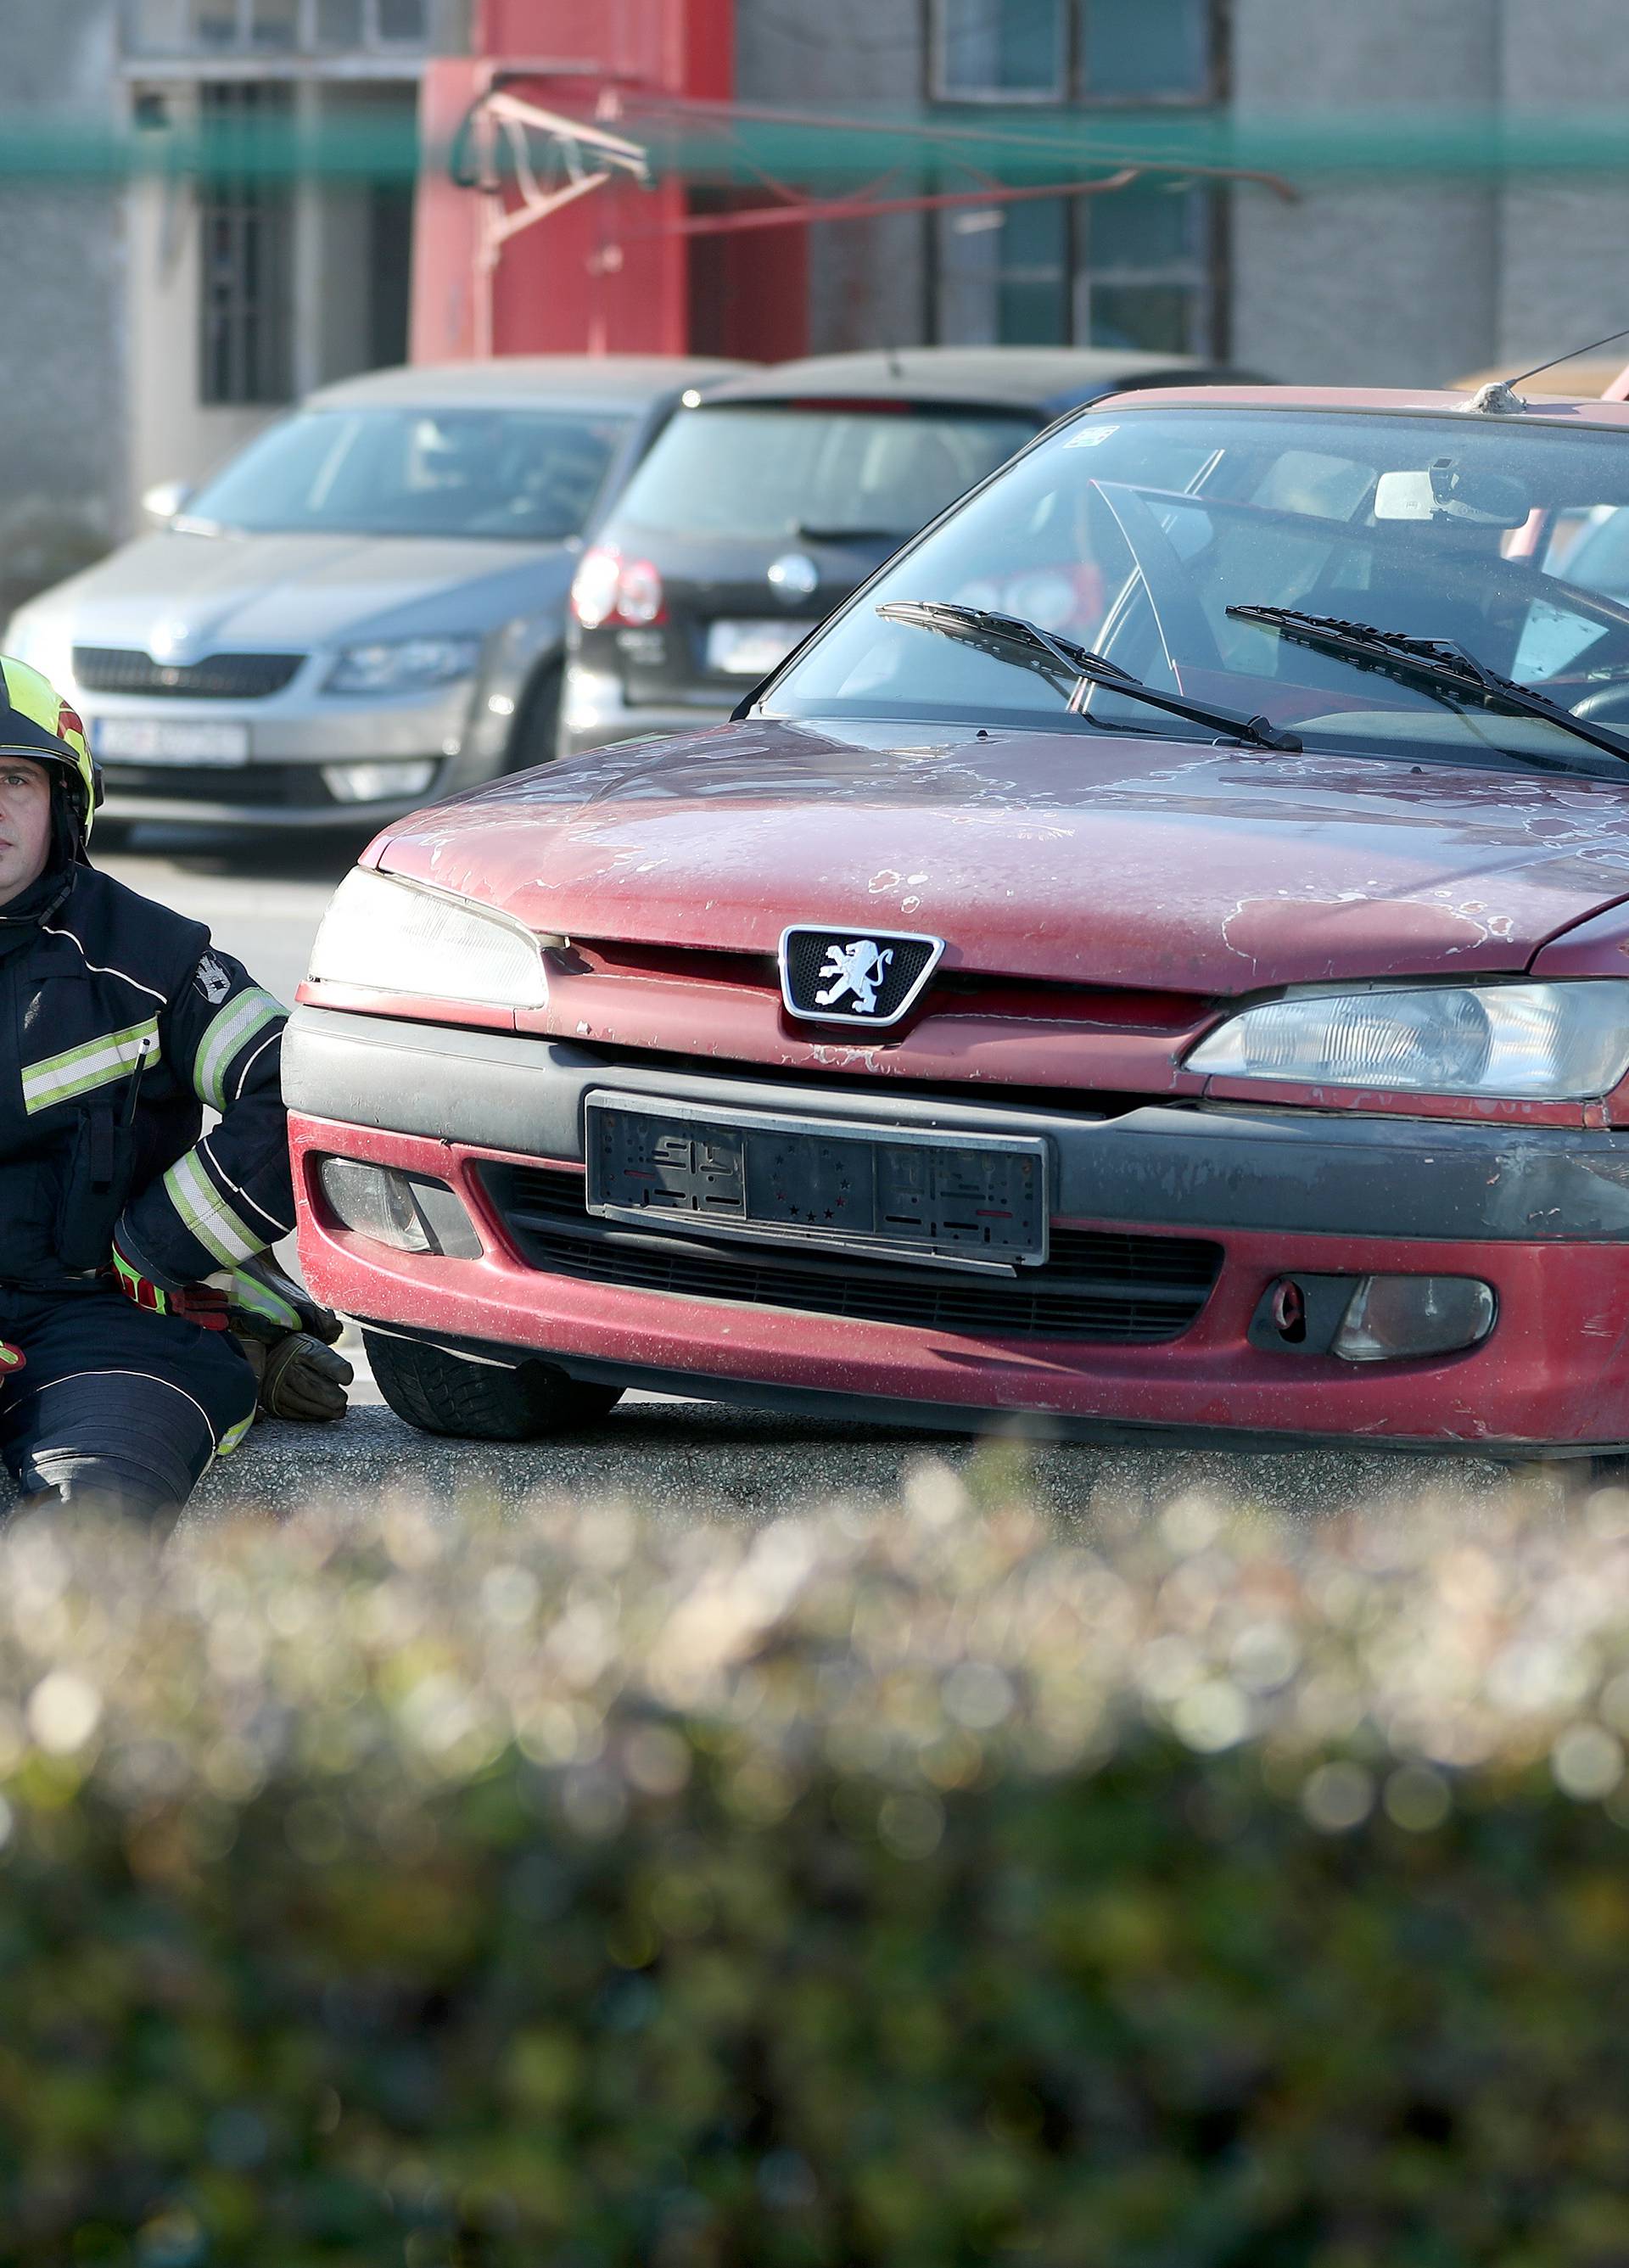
left=288, top=382, right=1629, bottom=1465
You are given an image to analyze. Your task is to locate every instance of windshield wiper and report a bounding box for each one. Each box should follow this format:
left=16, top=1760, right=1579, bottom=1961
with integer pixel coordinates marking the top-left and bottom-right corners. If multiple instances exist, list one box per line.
left=797, top=522, right=914, bottom=545
left=876, top=600, right=1301, bottom=752
left=1227, top=605, right=1629, bottom=770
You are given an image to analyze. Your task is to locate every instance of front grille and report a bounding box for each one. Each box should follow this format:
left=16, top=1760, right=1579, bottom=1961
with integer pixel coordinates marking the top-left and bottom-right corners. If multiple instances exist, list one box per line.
left=484, top=1164, right=1221, bottom=1345
left=102, top=762, right=333, bottom=806
left=74, top=647, right=304, bottom=699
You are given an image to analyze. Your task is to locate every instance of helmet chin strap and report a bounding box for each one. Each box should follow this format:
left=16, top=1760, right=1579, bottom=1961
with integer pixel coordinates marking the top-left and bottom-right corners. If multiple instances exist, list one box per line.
left=49, top=776, right=87, bottom=870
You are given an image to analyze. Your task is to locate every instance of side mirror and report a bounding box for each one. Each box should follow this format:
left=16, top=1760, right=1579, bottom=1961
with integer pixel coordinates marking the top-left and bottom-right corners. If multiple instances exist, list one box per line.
left=141, top=478, right=193, bottom=525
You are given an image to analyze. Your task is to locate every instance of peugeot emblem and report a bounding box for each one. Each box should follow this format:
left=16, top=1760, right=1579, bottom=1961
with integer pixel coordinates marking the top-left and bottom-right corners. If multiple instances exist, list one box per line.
left=779, top=925, right=945, bottom=1028
left=767, top=552, right=820, bottom=603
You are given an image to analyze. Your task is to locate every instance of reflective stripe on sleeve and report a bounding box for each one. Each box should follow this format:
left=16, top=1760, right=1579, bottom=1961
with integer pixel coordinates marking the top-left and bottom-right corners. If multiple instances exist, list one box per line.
left=226, top=1268, right=299, bottom=1333
left=22, top=1016, right=159, bottom=1116
left=161, top=1150, right=266, bottom=1268
left=216, top=1410, right=256, bottom=1458
left=193, top=987, right=284, bottom=1109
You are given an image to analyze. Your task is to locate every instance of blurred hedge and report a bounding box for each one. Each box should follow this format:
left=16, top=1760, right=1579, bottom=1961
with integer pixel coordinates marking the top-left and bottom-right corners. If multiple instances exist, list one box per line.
left=3, top=1468, right=1629, bottom=2265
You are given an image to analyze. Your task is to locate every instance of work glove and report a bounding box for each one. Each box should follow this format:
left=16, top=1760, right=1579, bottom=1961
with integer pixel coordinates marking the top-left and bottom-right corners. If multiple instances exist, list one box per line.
left=217, top=1256, right=352, bottom=1425
left=237, top=1330, right=353, bottom=1424
left=111, top=1241, right=352, bottom=1424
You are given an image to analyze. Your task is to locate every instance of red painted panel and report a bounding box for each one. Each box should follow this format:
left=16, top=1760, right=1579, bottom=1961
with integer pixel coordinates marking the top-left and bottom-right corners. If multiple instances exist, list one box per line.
left=416, top=1, right=736, bottom=360
left=411, top=59, right=489, bottom=363
left=475, top=0, right=731, bottom=92
left=686, top=192, right=809, bottom=361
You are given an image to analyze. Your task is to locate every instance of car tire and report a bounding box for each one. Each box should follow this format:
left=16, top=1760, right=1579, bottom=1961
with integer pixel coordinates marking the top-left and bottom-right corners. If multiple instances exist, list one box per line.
left=504, top=661, right=563, bottom=772
left=364, top=1329, right=622, bottom=1442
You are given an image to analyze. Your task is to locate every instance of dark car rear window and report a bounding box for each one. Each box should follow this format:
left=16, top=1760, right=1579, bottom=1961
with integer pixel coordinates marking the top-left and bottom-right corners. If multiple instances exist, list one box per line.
left=607, top=402, right=1039, bottom=545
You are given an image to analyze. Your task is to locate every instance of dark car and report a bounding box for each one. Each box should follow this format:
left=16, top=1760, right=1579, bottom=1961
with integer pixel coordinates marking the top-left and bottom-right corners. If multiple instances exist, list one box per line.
left=558, top=346, right=1264, bottom=757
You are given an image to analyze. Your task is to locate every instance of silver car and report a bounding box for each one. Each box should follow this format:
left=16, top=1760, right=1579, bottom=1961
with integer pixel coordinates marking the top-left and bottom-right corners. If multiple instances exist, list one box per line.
left=4, top=356, right=746, bottom=833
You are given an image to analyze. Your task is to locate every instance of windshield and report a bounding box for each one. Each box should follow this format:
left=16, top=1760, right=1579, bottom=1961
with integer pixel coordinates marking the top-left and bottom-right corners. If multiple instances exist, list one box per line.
left=185, top=406, right=630, bottom=542
left=764, top=406, right=1629, bottom=768
left=609, top=402, right=1039, bottom=543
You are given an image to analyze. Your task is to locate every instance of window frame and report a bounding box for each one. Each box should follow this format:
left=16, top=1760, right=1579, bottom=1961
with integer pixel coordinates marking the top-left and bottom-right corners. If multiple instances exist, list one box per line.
left=124, top=0, right=443, bottom=54
left=931, top=181, right=1225, bottom=357
left=926, top=0, right=1225, bottom=109
left=197, top=78, right=294, bottom=407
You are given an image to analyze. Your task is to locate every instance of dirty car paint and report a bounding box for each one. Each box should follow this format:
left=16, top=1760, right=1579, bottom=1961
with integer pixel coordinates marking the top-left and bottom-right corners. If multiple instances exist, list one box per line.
left=364, top=720, right=1629, bottom=994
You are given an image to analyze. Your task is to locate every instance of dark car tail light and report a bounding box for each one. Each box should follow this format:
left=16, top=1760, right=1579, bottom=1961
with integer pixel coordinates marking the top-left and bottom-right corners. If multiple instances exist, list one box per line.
left=615, top=556, right=665, bottom=624
left=571, top=544, right=666, bottom=629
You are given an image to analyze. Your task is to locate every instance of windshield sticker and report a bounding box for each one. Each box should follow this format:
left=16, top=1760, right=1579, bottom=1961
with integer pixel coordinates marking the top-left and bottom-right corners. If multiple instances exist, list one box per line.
left=1064, top=425, right=1117, bottom=447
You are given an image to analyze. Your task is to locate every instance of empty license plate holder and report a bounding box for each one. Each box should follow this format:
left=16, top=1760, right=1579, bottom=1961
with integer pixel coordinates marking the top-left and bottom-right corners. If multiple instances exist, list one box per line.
left=584, top=1094, right=1049, bottom=1272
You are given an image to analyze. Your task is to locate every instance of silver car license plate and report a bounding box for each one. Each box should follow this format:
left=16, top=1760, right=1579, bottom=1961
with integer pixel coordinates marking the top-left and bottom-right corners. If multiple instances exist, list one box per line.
left=93, top=719, right=250, bottom=766
left=704, top=619, right=808, bottom=677
left=585, top=1094, right=1049, bottom=1271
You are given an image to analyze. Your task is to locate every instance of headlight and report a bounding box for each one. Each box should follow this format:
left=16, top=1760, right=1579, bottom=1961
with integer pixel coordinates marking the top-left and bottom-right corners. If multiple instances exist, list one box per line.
left=306, top=869, right=548, bottom=1009
left=1187, top=981, right=1629, bottom=1100
left=325, top=635, right=482, bottom=696
left=6, top=609, right=75, bottom=691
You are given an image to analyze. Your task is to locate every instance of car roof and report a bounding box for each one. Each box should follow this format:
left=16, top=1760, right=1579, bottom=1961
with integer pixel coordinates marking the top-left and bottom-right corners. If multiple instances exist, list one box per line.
left=1091, top=382, right=1629, bottom=431
left=305, top=356, right=756, bottom=415
left=698, top=347, right=1262, bottom=416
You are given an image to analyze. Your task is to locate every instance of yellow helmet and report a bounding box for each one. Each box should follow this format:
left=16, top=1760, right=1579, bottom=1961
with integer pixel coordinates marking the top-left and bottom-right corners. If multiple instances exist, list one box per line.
left=0, top=656, right=100, bottom=845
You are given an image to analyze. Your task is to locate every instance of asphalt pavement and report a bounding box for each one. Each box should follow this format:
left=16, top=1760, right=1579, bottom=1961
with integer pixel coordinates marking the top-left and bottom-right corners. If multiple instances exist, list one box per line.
left=100, top=824, right=1552, bottom=1526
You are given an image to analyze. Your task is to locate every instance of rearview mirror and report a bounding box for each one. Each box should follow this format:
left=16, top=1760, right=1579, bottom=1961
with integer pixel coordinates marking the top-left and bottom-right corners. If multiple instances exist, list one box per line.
left=141, top=478, right=193, bottom=524
left=1374, top=459, right=1531, bottom=529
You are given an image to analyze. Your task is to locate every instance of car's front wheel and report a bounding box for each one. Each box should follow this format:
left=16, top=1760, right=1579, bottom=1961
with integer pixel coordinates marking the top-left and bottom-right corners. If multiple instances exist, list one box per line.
left=365, top=1330, right=622, bottom=1441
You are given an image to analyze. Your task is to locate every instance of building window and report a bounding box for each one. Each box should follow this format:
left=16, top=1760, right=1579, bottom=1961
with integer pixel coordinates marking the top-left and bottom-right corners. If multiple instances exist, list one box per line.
left=250, top=0, right=300, bottom=47
left=199, top=82, right=294, bottom=405
left=125, top=0, right=446, bottom=52
left=930, top=0, right=1217, bottom=104
left=937, top=184, right=1216, bottom=353
left=934, top=0, right=1068, bottom=101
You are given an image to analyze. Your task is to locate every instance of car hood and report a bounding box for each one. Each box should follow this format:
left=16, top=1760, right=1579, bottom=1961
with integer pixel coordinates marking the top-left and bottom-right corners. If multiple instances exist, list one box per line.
left=372, top=718, right=1629, bottom=994
left=29, top=529, right=574, bottom=652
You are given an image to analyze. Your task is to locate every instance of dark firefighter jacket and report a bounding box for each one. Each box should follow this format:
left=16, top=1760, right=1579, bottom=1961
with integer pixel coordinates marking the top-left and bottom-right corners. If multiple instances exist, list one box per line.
left=0, top=860, right=293, bottom=1291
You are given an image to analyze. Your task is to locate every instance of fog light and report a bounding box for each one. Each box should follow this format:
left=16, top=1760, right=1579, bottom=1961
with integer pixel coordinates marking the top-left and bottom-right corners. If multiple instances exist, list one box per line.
left=317, top=1158, right=484, bottom=1257
left=1332, top=1275, right=1496, bottom=1364
left=322, top=759, right=438, bottom=804
left=319, top=1158, right=434, bottom=1252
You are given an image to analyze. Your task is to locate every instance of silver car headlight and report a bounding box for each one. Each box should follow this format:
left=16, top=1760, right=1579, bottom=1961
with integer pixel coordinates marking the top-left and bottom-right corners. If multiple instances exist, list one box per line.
left=325, top=635, right=483, bottom=696
left=1187, top=981, right=1629, bottom=1100
left=306, top=870, right=548, bottom=1009
left=4, top=608, right=76, bottom=692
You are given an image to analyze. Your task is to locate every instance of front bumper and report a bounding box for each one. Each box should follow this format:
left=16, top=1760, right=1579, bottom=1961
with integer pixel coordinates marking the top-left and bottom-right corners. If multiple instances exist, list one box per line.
left=286, top=1005, right=1629, bottom=1454
left=76, top=673, right=492, bottom=829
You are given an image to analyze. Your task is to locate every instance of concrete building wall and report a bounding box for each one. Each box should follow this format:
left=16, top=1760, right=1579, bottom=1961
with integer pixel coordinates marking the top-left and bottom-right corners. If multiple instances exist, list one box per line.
left=735, top=0, right=928, bottom=354
left=0, top=0, right=126, bottom=623
left=1494, top=0, right=1629, bottom=370
left=1228, top=0, right=1500, bottom=387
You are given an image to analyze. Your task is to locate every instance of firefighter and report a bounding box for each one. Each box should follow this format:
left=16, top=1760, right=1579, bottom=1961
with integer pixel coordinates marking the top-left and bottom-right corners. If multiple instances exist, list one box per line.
left=0, top=656, right=350, bottom=1516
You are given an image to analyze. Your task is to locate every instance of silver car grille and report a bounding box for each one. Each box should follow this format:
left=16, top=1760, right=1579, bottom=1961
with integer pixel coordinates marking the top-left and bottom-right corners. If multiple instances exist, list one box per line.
left=73, top=647, right=305, bottom=699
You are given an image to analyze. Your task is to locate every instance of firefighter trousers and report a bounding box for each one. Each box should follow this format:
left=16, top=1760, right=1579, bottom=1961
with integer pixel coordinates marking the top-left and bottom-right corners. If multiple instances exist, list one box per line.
left=0, top=1285, right=257, bottom=1516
